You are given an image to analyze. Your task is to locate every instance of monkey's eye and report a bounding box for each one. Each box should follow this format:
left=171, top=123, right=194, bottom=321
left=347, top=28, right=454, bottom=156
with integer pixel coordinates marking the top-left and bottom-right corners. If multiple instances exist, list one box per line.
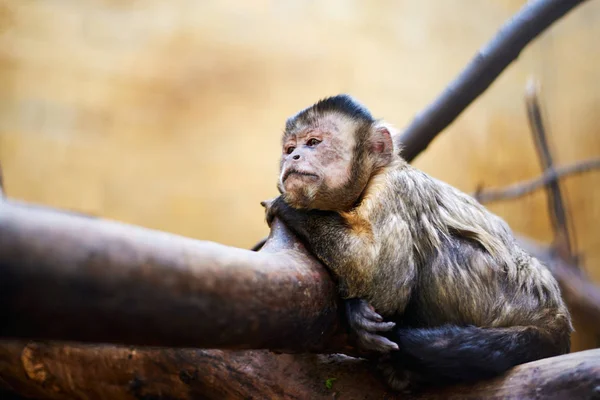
left=285, top=146, right=296, bottom=155
left=306, top=138, right=321, bottom=147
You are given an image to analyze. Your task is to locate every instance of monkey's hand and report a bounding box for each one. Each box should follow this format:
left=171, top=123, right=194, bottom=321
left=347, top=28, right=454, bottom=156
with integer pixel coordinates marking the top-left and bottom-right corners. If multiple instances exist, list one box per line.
left=260, top=196, right=282, bottom=227
left=346, top=298, right=398, bottom=353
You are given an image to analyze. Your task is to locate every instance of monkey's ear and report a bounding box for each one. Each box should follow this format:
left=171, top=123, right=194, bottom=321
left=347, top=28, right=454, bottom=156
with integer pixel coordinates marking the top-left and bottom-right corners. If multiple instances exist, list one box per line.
left=370, top=125, right=393, bottom=167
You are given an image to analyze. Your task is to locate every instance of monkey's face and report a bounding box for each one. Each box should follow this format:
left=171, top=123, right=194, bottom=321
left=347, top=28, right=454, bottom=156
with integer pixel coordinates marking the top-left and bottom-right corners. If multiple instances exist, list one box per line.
left=279, top=116, right=357, bottom=210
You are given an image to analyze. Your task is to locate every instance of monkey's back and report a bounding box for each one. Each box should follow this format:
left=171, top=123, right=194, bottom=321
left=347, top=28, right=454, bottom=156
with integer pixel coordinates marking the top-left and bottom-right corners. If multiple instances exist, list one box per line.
left=365, top=162, right=571, bottom=335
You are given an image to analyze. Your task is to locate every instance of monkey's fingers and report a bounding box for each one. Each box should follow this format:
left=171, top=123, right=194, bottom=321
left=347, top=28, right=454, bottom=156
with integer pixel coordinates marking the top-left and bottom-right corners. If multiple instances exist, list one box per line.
left=358, top=332, right=399, bottom=353
left=262, top=203, right=277, bottom=225
left=346, top=298, right=384, bottom=322
left=260, top=198, right=276, bottom=209
left=346, top=298, right=393, bottom=332
left=362, top=304, right=384, bottom=322
left=260, top=196, right=283, bottom=226
left=354, top=319, right=396, bottom=333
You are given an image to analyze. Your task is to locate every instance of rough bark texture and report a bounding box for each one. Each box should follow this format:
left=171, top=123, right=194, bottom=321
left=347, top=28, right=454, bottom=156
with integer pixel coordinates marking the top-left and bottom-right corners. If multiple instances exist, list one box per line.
left=0, top=341, right=388, bottom=400
left=0, top=200, right=352, bottom=353
left=0, top=341, right=599, bottom=400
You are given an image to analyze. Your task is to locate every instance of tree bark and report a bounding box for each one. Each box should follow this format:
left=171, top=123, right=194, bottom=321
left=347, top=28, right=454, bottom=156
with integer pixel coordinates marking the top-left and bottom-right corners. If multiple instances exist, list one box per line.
left=0, top=341, right=390, bottom=400
left=0, top=200, right=357, bottom=354
left=0, top=341, right=599, bottom=400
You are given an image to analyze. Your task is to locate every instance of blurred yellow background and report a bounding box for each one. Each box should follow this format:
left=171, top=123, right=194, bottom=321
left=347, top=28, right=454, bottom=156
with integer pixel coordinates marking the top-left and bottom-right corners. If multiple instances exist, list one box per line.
left=1, top=1, right=599, bottom=350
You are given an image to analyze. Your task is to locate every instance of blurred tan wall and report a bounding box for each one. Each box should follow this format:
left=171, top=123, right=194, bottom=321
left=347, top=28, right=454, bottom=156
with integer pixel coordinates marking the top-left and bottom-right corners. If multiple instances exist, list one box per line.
left=1, top=1, right=599, bottom=350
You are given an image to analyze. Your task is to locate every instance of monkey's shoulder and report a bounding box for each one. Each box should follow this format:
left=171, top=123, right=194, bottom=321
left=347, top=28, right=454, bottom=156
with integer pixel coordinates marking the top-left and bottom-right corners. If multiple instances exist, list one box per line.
left=339, top=209, right=374, bottom=238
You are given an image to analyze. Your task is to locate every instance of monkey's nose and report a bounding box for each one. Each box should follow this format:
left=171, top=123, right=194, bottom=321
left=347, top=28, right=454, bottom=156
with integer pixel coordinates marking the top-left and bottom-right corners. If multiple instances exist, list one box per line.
left=292, top=154, right=300, bottom=160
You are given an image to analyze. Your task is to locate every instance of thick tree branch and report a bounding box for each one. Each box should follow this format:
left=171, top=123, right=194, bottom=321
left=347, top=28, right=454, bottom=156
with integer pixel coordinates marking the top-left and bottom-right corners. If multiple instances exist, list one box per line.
left=6, top=193, right=597, bottom=353
left=398, top=0, right=588, bottom=162
left=0, top=341, right=392, bottom=400
left=0, top=200, right=355, bottom=354
left=474, top=157, right=600, bottom=203
left=0, top=341, right=598, bottom=400
left=1, top=200, right=599, bottom=399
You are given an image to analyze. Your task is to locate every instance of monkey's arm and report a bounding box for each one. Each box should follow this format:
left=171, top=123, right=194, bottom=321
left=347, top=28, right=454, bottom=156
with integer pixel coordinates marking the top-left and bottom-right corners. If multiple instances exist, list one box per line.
left=263, top=196, right=373, bottom=294
left=263, top=196, right=398, bottom=353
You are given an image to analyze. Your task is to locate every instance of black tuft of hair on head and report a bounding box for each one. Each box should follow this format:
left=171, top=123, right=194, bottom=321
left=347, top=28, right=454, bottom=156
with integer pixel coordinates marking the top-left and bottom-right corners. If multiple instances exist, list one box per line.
left=311, top=94, right=375, bottom=123
left=286, top=94, right=374, bottom=132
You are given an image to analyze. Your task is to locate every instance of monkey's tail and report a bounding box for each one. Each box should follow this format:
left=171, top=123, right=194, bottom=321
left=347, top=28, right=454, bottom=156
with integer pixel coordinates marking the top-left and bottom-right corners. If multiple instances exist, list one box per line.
left=391, top=324, right=570, bottom=385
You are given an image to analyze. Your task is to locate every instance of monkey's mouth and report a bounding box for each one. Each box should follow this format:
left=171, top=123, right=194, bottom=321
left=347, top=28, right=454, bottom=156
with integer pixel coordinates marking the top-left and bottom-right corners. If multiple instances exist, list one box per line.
left=282, top=169, right=319, bottom=182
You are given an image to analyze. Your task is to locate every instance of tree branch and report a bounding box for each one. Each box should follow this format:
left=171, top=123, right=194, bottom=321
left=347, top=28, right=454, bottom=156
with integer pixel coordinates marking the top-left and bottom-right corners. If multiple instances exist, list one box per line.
left=5, top=192, right=596, bottom=353
left=0, top=200, right=355, bottom=354
left=0, top=341, right=393, bottom=400
left=526, top=79, right=576, bottom=263
left=474, top=157, right=600, bottom=203
left=398, top=0, right=588, bottom=162
left=0, top=341, right=598, bottom=400
left=1, top=199, right=599, bottom=399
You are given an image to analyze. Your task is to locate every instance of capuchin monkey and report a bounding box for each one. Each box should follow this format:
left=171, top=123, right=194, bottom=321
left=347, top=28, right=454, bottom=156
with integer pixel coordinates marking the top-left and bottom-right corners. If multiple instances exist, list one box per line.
left=262, top=94, right=572, bottom=391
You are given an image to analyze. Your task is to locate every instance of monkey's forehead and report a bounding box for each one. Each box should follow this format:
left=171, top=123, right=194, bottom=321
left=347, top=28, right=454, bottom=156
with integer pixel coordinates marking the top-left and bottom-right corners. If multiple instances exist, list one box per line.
left=283, top=112, right=364, bottom=140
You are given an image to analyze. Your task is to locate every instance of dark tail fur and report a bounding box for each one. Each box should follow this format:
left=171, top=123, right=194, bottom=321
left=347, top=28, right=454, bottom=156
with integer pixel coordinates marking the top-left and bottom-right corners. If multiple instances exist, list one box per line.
left=389, top=324, right=570, bottom=386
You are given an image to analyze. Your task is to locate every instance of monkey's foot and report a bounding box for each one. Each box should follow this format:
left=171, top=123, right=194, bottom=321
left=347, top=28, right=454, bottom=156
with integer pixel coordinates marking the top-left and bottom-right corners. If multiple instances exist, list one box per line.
left=345, top=298, right=398, bottom=353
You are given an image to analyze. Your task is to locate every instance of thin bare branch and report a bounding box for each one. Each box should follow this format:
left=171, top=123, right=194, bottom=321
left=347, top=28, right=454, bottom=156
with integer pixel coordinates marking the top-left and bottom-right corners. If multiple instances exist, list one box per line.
left=526, top=78, right=576, bottom=263
left=398, top=0, right=589, bottom=162
left=474, top=157, right=600, bottom=203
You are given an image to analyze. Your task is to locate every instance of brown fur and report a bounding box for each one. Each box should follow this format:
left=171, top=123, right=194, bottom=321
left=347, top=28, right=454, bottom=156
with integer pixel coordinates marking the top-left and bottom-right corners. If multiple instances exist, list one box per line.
left=264, top=95, right=572, bottom=390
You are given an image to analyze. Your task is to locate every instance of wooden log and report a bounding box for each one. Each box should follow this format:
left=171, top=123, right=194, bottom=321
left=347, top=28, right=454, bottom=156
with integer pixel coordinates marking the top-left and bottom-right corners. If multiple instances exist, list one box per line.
left=0, top=200, right=351, bottom=353
left=413, top=348, right=600, bottom=400
left=0, top=341, right=598, bottom=400
left=0, top=341, right=391, bottom=400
